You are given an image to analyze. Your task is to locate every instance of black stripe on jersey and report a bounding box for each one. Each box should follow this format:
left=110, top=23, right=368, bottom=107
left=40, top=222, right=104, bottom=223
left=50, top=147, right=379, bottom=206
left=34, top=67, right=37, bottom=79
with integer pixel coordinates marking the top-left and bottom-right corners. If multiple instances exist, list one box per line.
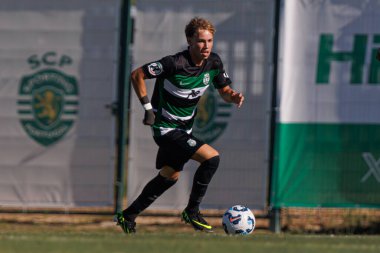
left=151, top=79, right=161, bottom=110
left=160, top=113, right=195, bottom=128
left=162, top=89, right=200, bottom=108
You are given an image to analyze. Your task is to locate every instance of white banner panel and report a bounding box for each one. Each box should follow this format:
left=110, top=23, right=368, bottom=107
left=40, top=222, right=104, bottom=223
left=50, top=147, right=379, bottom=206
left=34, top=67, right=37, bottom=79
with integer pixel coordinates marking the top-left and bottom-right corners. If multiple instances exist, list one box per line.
left=279, top=0, right=380, bottom=123
left=272, top=0, right=380, bottom=208
left=0, top=0, right=120, bottom=207
left=128, top=0, right=275, bottom=210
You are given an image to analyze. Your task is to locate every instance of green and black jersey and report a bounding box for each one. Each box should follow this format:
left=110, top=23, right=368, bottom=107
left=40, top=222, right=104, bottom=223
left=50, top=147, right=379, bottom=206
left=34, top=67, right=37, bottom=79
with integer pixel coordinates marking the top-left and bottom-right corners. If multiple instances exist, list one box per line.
left=142, top=49, right=231, bottom=137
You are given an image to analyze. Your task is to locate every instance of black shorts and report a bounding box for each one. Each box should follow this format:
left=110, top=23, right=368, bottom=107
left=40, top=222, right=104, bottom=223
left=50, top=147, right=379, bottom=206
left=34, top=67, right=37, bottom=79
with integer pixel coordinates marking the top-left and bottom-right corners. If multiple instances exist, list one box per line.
left=153, top=130, right=205, bottom=171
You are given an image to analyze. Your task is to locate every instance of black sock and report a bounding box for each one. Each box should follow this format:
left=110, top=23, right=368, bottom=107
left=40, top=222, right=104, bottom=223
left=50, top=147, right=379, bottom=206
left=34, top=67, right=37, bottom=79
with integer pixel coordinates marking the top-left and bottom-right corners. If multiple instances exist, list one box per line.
left=186, top=156, right=220, bottom=213
left=123, top=173, right=177, bottom=221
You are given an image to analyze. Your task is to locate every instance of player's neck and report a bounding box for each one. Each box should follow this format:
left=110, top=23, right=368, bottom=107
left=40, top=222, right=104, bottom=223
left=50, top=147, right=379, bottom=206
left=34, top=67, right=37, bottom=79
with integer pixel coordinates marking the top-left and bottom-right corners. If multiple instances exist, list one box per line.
left=189, top=50, right=205, bottom=67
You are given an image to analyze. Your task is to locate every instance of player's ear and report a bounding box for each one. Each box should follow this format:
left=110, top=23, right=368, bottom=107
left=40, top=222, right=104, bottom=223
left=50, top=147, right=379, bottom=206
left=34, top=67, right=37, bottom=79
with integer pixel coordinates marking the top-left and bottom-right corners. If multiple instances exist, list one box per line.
left=186, top=37, right=192, bottom=46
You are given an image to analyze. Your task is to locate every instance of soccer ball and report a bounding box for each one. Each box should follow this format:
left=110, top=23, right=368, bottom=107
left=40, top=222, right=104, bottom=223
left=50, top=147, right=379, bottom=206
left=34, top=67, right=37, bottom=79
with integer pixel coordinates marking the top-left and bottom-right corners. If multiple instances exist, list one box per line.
left=222, top=205, right=255, bottom=235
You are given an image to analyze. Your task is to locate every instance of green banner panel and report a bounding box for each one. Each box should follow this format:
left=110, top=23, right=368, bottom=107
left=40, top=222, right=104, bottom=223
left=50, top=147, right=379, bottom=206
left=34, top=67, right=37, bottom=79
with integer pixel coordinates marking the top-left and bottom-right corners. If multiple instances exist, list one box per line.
left=271, top=123, right=380, bottom=208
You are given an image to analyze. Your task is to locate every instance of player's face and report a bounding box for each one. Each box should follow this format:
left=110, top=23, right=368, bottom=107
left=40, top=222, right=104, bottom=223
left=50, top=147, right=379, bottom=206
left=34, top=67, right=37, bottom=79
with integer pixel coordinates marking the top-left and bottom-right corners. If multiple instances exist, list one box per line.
left=188, top=29, right=214, bottom=63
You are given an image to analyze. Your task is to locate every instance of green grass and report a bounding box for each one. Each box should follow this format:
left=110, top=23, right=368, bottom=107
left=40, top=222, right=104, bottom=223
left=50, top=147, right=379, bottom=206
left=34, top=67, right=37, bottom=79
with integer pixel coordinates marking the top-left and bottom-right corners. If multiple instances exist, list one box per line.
left=0, top=224, right=379, bottom=253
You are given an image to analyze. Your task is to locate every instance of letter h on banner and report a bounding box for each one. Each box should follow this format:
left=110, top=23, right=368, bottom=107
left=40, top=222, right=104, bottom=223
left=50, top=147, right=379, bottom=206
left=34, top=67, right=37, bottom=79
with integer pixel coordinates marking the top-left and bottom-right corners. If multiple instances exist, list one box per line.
left=316, top=34, right=367, bottom=84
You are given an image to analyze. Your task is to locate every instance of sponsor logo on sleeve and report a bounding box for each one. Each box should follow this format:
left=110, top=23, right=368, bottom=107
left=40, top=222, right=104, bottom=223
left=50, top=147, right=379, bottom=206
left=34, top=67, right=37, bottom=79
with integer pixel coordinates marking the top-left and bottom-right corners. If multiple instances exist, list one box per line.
left=147, top=62, right=163, bottom=76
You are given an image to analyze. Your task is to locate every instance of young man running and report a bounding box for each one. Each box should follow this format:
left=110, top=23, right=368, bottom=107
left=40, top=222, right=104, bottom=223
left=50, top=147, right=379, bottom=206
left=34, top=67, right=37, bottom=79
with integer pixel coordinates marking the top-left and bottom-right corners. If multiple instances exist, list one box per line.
left=116, top=17, right=244, bottom=233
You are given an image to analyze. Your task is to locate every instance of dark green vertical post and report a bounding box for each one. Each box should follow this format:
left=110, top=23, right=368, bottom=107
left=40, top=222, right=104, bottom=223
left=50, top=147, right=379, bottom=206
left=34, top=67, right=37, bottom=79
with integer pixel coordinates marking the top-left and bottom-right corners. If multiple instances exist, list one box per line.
left=268, top=0, right=281, bottom=233
left=115, top=0, right=133, bottom=214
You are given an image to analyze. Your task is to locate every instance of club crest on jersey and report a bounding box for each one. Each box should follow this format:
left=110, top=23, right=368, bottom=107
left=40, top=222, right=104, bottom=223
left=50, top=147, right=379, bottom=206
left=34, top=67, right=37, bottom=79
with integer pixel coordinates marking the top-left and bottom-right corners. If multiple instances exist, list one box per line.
left=187, top=138, right=197, bottom=147
left=203, top=73, right=210, bottom=85
left=147, top=62, right=163, bottom=76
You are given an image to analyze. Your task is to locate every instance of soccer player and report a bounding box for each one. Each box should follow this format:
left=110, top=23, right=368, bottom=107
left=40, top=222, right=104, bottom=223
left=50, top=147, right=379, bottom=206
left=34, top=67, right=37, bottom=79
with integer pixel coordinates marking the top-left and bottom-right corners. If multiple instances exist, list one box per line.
left=116, top=17, right=244, bottom=233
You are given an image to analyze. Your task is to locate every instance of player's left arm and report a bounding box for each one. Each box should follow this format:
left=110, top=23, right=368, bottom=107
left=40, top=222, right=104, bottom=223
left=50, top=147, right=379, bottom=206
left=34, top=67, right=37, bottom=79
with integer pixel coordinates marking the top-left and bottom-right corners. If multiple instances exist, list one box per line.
left=218, top=85, right=244, bottom=108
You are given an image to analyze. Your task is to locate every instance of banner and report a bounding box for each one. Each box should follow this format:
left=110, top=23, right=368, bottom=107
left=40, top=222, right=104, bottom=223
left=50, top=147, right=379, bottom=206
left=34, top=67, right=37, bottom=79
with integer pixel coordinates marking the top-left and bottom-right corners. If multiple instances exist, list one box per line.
left=128, top=0, right=275, bottom=210
left=0, top=0, right=120, bottom=207
left=271, top=0, right=380, bottom=207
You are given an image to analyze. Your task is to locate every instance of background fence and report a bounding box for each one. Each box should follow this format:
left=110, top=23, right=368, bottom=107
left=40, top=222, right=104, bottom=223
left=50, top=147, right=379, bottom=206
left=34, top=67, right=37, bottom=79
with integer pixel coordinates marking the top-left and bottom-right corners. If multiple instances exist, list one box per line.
left=0, top=0, right=120, bottom=207
left=0, top=0, right=380, bottom=220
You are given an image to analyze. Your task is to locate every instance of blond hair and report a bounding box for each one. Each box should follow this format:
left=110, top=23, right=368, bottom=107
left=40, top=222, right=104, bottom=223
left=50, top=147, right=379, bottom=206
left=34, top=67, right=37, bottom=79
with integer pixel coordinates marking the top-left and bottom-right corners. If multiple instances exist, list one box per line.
left=185, top=17, right=216, bottom=38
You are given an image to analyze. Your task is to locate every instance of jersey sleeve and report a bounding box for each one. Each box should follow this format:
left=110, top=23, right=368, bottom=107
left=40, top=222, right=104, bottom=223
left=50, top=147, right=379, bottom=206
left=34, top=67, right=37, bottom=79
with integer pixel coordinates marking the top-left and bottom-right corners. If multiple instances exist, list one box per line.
left=141, top=55, right=175, bottom=79
left=212, top=54, right=232, bottom=89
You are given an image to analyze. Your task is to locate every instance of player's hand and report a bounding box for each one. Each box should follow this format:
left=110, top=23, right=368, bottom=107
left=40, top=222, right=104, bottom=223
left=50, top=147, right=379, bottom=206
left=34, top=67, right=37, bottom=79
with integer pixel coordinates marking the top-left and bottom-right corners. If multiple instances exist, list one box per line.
left=143, top=109, right=155, bottom=125
left=231, top=92, right=244, bottom=108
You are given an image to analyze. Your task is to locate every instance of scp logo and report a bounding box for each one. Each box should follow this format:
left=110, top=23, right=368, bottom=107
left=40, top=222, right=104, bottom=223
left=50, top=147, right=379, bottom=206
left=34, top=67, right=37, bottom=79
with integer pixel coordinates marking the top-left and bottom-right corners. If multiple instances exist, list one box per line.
left=18, top=52, right=79, bottom=146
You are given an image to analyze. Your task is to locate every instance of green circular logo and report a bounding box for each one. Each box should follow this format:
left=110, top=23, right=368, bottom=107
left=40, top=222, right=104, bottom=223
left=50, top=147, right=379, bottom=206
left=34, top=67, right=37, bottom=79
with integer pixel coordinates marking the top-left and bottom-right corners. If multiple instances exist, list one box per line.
left=18, top=69, right=79, bottom=146
left=193, top=86, right=232, bottom=144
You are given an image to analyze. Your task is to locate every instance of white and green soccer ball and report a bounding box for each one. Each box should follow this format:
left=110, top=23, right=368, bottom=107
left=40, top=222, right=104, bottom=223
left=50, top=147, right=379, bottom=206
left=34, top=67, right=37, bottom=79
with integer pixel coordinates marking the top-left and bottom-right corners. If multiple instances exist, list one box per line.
left=222, top=205, right=255, bottom=235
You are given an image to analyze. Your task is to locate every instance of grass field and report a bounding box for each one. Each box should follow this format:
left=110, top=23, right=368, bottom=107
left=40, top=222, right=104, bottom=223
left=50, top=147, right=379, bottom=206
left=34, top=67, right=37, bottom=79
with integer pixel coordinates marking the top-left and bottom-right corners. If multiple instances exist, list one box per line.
left=1, top=222, right=380, bottom=253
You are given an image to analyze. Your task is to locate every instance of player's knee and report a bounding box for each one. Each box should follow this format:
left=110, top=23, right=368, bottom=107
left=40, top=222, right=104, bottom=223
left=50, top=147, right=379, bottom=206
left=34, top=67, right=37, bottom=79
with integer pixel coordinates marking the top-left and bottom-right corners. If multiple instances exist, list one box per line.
left=202, top=155, right=220, bottom=173
left=195, top=155, right=220, bottom=185
left=210, top=149, right=219, bottom=158
left=209, top=155, right=220, bottom=167
left=159, top=166, right=180, bottom=181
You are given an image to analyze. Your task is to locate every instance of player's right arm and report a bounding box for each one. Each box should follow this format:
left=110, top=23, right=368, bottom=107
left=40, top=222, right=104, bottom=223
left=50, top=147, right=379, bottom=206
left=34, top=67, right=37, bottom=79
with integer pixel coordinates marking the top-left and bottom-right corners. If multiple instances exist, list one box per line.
left=130, top=57, right=175, bottom=125
left=131, top=67, right=148, bottom=99
left=130, top=67, right=155, bottom=125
